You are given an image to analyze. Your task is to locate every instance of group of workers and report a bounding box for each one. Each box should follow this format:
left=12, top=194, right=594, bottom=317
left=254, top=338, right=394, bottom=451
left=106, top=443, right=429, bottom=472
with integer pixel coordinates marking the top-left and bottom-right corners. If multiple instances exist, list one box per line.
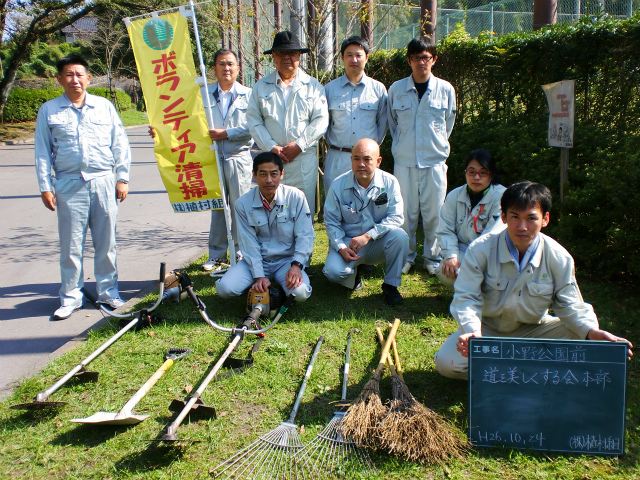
left=35, top=31, right=632, bottom=382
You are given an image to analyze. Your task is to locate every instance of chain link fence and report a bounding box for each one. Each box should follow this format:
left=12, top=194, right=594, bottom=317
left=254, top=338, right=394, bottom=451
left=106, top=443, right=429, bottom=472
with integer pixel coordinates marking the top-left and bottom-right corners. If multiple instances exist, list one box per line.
left=336, top=0, right=638, bottom=50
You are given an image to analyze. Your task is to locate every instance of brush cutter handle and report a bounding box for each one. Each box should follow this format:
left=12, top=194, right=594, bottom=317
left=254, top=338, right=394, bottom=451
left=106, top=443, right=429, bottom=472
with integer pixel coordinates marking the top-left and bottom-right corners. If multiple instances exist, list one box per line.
left=190, top=291, right=296, bottom=335
left=288, top=336, right=324, bottom=423
left=341, top=332, right=352, bottom=402
left=84, top=262, right=166, bottom=319
left=373, top=319, right=400, bottom=377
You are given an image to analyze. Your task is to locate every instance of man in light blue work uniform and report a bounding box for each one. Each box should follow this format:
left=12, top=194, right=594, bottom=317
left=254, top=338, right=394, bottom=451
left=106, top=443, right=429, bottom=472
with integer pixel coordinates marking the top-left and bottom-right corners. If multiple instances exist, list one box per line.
left=323, top=138, right=408, bottom=306
left=215, top=152, right=314, bottom=302
left=434, top=181, right=633, bottom=379
left=149, top=49, right=253, bottom=272
left=323, top=36, right=387, bottom=194
left=247, top=31, right=328, bottom=214
left=35, top=55, right=131, bottom=320
left=388, top=36, right=456, bottom=275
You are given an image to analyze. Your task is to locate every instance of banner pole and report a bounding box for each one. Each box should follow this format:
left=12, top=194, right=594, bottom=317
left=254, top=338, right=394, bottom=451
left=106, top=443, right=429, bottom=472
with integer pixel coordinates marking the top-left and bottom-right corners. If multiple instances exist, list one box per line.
left=186, top=0, right=237, bottom=268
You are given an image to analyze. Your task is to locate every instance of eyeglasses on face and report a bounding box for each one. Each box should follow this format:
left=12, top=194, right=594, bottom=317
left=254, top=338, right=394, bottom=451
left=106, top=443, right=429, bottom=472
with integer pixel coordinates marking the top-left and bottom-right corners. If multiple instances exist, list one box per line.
left=465, top=168, right=491, bottom=178
left=410, top=54, right=433, bottom=63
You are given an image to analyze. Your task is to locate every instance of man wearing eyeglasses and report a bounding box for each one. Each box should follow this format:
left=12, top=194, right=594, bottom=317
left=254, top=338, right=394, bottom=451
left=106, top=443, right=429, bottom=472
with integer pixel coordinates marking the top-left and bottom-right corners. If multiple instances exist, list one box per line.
left=387, top=36, right=457, bottom=276
left=149, top=49, right=253, bottom=272
left=323, top=138, right=408, bottom=306
left=247, top=30, right=329, bottom=215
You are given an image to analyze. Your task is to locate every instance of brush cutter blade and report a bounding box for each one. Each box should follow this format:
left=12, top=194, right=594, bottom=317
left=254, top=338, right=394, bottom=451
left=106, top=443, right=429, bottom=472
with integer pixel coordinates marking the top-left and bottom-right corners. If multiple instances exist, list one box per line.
left=69, top=411, right=150, bottom=425
left=168, top=398, right=216, bottom=419
left=10, top=400, right=68, bottom=410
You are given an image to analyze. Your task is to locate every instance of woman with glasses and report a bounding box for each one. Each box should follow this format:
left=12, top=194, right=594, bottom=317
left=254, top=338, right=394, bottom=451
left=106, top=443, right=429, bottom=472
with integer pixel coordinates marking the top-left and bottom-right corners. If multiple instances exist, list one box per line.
left=434, top=148, right=506, bottom=287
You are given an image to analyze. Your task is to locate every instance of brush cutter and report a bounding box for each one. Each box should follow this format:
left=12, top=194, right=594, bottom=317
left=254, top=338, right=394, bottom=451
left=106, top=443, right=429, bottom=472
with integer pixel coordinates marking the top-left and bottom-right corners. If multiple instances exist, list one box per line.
left=213, top=336, right=324, bottom=480
left=69, top=347, right=190, bottom=426
left=296, top=332, right=377, bottom=478
left=10, top=263, right=167, bottom=411
left=160, top=294, right=296, bottom=442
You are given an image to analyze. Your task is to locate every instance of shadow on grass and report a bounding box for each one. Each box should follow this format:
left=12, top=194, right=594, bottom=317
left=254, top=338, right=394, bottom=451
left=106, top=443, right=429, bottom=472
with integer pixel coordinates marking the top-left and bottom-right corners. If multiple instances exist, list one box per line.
left=113, top=441, right=189, bottom=474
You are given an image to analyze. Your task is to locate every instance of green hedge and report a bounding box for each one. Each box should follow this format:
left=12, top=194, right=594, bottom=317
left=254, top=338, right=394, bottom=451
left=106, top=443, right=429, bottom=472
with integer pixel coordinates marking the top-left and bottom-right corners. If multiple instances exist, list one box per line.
left=3, top=87, right=133, bottom=123
left=363, top=15, right=640, bottom=280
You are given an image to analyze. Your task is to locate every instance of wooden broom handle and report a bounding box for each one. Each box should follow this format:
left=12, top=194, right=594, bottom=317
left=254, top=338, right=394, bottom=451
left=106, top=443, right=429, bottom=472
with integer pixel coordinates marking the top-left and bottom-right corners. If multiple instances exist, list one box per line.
left=374, top=318, right=400, bottom=376
left=388, top=322, right=403, bottom=379
left=376, top=327, right=404, bottom=382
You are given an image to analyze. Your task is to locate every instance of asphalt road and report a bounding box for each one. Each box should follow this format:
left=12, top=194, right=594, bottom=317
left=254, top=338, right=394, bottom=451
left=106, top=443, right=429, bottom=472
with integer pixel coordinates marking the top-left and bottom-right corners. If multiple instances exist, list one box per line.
left=0, top=125, right=211, bottom=400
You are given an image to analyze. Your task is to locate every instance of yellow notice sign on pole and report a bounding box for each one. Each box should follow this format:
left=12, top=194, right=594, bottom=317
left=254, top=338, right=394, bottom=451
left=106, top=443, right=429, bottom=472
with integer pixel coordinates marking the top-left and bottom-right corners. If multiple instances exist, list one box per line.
left=127, top=11, right=221, bottom=212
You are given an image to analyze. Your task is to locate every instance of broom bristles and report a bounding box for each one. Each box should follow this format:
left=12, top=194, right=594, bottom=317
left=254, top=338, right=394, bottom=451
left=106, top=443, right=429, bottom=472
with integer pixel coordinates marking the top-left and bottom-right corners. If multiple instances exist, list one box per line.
left=340, top=373, right=387, bottom=446
left=377, top=375, right=468, bottom=464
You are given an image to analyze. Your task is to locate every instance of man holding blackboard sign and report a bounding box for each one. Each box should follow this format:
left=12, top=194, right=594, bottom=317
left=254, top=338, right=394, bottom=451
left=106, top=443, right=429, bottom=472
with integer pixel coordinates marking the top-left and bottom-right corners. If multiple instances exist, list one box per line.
left=435, top=181, right=633, bottom=380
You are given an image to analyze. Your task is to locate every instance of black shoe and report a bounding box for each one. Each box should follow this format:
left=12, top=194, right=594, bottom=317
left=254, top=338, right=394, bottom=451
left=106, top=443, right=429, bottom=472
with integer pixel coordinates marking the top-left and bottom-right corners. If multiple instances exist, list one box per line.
left=381, top=283, right=403, bottom=306
left=304, top=266, right=314, bottom=280
left=352, top=266, right=363, bottom=291
left=359, top=264, right=375, bottom=275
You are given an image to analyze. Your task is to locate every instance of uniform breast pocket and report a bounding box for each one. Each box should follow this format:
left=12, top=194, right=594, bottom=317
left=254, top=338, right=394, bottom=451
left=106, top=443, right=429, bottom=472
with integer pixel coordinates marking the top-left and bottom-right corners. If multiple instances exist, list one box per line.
left=373, top=203, right=387, bottom=223
left=429, top=98, right=448, bottom=136
left=329, top=96, right=349, bottom=131
left=392, top=96, right=414, bottom=130
left=526, top=282, right=554, bottom=310
left=358, top=100, right=378, bottom=124
left=481, top=275, right=508, bottom=305
left=48, top=114, right=74, bottom=146
left=258, top=92, right=278, bottom=116
left=88, top=118, right=113, bottom=146
left=341, top=204, right=362, bottom=224
left=276, top=215, right=294, bottom=247
left=248, top=212, right=268, bottom=238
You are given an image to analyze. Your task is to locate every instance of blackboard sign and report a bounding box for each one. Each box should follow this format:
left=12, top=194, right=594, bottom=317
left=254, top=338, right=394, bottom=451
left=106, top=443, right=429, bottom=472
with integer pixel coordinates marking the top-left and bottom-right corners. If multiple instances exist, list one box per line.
left=469, top=337, right=628, bottom=455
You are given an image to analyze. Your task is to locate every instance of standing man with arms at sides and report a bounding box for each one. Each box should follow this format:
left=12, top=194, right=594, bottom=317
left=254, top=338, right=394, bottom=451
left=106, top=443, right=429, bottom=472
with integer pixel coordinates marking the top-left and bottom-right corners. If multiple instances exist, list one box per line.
left=149, top=49, right=253, bottom=272
left=388, top=36, right=456, bottom=275
left=323, top=138, right=408, bottom=306
left=215, top=152, right=314, bottom=302
left=247, top=30, right=329, bottom=214
left=35, top=54, right=131, bottom=320
left=323, top=35, right=387, bottom=194
left=434, top=181, right=633, bottom=380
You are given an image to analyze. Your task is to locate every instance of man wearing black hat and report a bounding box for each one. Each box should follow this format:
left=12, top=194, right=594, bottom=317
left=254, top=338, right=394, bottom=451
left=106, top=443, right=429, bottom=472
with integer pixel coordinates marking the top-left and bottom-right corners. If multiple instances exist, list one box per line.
left=247, top=31, right=328, bottom=214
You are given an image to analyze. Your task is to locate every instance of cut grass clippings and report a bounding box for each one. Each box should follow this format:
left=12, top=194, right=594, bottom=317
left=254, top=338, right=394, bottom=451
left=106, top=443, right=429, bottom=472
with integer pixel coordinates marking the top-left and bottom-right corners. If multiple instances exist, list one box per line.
left=1, top=224, right=639, bottom=479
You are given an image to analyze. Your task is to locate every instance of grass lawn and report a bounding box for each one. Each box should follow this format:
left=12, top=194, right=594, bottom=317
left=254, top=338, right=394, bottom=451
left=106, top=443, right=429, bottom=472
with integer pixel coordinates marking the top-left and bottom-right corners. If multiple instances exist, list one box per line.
left=1, top=224, right=639, bottom=479
left=0, top=110, right=148, bottom=143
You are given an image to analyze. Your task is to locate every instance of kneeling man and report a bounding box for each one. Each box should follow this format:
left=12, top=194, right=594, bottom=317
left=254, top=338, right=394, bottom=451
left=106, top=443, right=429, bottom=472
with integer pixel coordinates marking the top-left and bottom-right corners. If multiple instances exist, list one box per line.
left=323, top=138, right=409, bottom=305
left=215, top=152, right=314, bottom=301
left=435, top=181, right=632, bottom=380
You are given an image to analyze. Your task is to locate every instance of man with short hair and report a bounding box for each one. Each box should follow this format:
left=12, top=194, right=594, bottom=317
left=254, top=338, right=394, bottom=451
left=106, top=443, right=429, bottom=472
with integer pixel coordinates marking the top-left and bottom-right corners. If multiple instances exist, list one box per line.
left=323, top=138, right=408, bottom=306
left=247, top=30, right=328, bottom=213
left=150, top=49, right=253, bottom=271
left=215, top=152, right=314, bottom=302
left=388, top=36, right=456, bottom=275
left=434, top=181, right=633, bottom=380
left=35, top=54, right=131, bottom=319
left=323, top=35, right=387, bottom=194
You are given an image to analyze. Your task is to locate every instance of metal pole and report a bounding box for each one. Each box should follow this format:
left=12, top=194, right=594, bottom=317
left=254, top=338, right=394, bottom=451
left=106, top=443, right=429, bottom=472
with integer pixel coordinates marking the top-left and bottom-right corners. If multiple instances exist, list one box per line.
left=560, top=147, right=569, bottom=205
left=254, top=0, right=261, bottom=81
left=237, top=0, right=244, bottom=84
left=490, top=3, right=494, bottom=35
left=185, top=0, right=237, bottom=267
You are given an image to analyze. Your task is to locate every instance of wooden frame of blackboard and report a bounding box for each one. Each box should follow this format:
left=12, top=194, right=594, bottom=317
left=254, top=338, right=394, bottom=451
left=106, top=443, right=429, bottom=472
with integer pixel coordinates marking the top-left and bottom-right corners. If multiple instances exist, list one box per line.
left=468, top=337, right=628, bottom=455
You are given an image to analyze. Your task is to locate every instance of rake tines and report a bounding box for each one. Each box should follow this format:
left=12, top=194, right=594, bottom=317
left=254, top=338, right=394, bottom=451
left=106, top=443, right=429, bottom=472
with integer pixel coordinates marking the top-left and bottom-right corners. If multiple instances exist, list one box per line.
left=296, top=333, right=376, bottom=478
left=213, top=336, right=324, bottom=480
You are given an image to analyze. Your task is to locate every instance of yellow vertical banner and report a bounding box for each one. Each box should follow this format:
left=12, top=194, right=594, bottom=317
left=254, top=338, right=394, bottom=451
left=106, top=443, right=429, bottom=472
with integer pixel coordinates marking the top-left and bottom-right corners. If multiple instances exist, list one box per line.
left=127, top=11, right=221, bottom=212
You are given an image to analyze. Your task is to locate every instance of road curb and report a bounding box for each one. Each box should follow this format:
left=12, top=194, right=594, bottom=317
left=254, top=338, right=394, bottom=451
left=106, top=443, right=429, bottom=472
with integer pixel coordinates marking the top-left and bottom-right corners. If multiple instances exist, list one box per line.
left=0, top=124, right=147, bottom=147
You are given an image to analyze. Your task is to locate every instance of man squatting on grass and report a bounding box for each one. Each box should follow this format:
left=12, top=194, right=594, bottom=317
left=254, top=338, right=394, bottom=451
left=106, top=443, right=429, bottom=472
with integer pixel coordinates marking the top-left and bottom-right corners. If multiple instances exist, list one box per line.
left=215, top=152, right=314, bottom=302
left=434, top=181, right=633, bottom=380
left=323, top=138, right=408, bottom=306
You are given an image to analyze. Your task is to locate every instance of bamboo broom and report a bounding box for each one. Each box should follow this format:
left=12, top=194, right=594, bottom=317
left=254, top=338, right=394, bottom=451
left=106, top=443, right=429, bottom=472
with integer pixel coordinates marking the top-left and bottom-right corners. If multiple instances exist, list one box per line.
left=340, top=318, right=400, bottom=447
left=375, top=326, right=468, bottom=465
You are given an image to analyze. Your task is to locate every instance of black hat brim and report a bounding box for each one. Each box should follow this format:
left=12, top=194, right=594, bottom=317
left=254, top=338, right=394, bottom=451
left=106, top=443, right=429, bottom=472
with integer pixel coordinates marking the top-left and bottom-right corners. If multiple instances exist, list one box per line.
left=263, top=47, right=310, bottom=54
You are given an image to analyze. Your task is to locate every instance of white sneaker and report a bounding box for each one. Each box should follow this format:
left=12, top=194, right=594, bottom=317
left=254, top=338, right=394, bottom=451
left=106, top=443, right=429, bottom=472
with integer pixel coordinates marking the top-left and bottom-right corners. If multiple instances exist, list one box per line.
left=401, top=261, right=413, bottom=275
left=425, top=263, right=438, bottom=276
left=202, top=257, right=227, bottom=271
left=100, top=298, right=125, bottom=310
left=53, top=304, right=82, bottom=320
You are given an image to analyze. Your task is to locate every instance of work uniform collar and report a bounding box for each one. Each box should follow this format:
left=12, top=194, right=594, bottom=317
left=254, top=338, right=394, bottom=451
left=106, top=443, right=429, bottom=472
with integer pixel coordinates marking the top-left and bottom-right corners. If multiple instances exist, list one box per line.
left=499, top=229, right=543, bottom=270
left=344, top=169, right=384, bottom=208
left=213, top=81, right=237, bottom=101
left=339, top=72, right=367, bottom=88
left=406, top=74, right=432, bottom=93
left=252, top=184, right=284, bottom=209
left=61, top=92, right=95, bottom=109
